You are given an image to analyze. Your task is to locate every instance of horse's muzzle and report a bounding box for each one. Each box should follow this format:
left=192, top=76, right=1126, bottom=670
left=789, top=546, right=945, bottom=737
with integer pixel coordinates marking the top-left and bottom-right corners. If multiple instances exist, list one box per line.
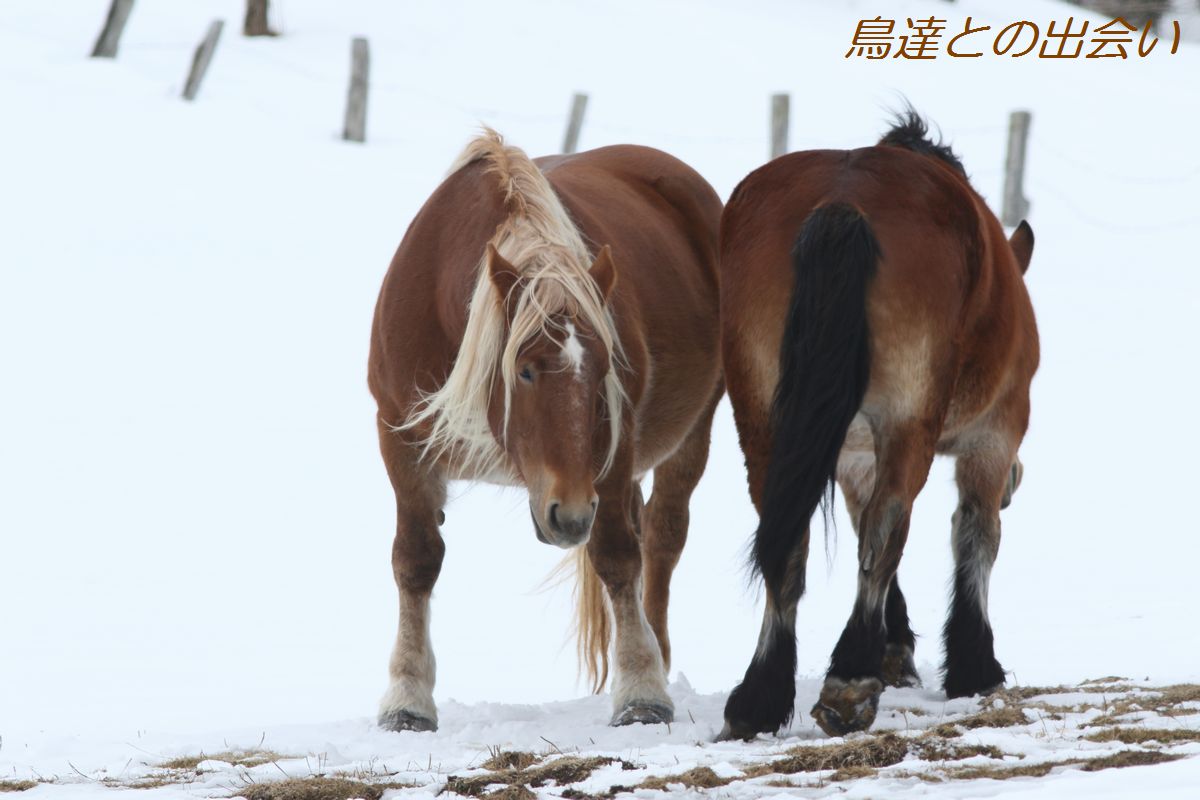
left=531, top=500, right=595, bottom=548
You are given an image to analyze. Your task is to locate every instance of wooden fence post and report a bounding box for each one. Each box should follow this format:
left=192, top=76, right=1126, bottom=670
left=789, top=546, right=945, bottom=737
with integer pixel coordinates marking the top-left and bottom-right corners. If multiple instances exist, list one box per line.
left=562, top=93, right=588, bottom=154
left=1002, top=110, right=1032, bottom=226
left=182, top=20, right=224, bottom=101
left=243, top=0, right=276, bottom=37
left=343, top=37, right=370, bottom=143
left=770, top=93, right=790, bottom=160
left=91, top=0, right=135, bottom=58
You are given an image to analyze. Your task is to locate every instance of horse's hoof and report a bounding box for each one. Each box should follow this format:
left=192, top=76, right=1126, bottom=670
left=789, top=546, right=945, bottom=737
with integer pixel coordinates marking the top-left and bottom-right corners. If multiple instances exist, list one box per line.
left=881, top=643, right=921, bottom=688
left=378, top=708, right=437, bottom=732
left=810, top=677, right=883, bottom=737
left=715, top=720, right=762, bottom=742
left=612, top=701, right=673, bottom=726
left=944, top=658, right=1006, bottom=699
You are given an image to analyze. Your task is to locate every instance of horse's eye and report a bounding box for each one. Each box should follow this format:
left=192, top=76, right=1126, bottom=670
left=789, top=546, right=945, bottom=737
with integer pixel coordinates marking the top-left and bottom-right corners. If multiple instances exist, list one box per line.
left=518, top=366, right=534, bottom=383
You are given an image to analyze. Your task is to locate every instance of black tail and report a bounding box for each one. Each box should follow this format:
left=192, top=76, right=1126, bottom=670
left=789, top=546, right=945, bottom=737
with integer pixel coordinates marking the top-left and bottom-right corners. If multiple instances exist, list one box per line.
left=753, top=203, right=879, bottom=599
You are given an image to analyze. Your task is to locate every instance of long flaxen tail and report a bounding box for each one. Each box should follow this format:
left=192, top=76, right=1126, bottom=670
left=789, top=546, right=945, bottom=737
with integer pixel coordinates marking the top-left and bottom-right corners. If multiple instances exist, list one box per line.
left=753, top=202, right=880, bottom=600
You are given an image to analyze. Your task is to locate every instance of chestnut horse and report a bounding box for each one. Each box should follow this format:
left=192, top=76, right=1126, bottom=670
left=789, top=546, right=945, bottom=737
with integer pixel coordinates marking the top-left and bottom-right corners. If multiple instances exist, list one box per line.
left=719, top=112, right=1038, bottom=739
left=368, top=130, right=723, bottom=731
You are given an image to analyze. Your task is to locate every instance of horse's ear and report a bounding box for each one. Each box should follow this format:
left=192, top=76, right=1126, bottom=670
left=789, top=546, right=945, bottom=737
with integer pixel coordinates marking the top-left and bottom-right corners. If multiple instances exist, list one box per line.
left=1009, top=220, right=1034, bottom=275
left=589, top=245, right=617, bottom=302
left=487, top=243, right=522, bottom=301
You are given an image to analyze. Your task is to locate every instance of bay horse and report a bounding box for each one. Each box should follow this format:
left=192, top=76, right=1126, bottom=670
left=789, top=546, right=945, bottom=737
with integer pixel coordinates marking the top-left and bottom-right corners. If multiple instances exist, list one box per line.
left=368, top=130, right=723, bottom=732
left=718, top=111, right=1038, bottom=739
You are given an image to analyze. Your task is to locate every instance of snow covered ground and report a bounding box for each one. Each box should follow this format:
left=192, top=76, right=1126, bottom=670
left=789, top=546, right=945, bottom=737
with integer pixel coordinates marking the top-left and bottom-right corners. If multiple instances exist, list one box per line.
left=2, top=0, right=1198, bottom=796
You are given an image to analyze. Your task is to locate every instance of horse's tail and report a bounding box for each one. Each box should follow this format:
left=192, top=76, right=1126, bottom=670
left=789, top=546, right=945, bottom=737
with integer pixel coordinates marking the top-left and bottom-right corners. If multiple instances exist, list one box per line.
left=573, top=545, right=611, bottom=693
left=753, top=203, right=879, bottom=596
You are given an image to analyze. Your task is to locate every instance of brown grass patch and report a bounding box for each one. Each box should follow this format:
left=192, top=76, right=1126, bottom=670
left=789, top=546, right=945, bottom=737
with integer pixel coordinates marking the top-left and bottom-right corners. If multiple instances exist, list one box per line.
left=1156, top=684, right=1200, bottom=707
left=1082, top=676, right=1129, bottom=685
left=444, top=756, right=629, bottom=798
left=745, top=732, right=908, bottom=777
left=162, top=749, right=291, bottom=770
left=946, top=761, right=1060, bottom=781
left=959, top=706, right=1029, bottom=730
left=914, top=739, right=1004, bottom=762
left=1080, top=750, right=1183, bottom=770
left=0, top=782, right=37, bottom=793
left=480, top=751, right=540, bottom=772
left=829, top=765, right=876, bottom=782
left=236, top=776, right=403, bottom=800
left=638, top=767, right=731, bottom=791
left=928, top=722, right=963, bottom=738
left=1085, top=727, right=1200, bottom=745
left=942, top=750, right=1185, bottom=782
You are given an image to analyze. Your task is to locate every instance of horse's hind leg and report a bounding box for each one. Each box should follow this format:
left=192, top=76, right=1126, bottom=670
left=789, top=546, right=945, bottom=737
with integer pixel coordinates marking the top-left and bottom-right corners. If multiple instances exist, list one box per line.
left=812, top=418, right=937, bottom=736
left=719, top=525, right=809, bottom=740
left=641, top=385, right=722, bottom=670
left=942, top=434, right=1018, bottom=698
left=376, top=418, right=448, bottom=732
left=837, top=438, right=920, bottom=689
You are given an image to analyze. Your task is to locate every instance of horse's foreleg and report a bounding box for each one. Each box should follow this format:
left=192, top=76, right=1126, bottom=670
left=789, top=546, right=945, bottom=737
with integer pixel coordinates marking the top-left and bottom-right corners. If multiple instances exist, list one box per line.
left=812, top=419, right=936, bottom=736
left=641, top=386, right=722, bottom=670
left=376, top=423, right=447, bottom=732
left=589, top=483, right=673, bottom=726
left=942, top=438, right=1015, bottom=698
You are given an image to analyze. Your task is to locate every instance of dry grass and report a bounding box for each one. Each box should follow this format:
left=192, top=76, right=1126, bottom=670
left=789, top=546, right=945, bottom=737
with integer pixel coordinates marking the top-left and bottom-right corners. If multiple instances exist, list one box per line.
left=162, top=749, right=292, bottom=770
left=945, top=760, right=1061, bottom=781
left=235, top=776, right=407, bottom=800
left=914, top=738, right=1004, bottom=762
left=959, top=706, right=1029, bottom=730
left=0, top=782, right=37, bottom=793
left=942, top=750, right=1184, bottom=782
left=479, top=751, right=540, bottom=772
left=638, top=767, right=731, bottom=791
left=1085, top=727, right=1200, bottom=745
left=1080, top=751, right=1183, bottom=771
left=744, top=732, right=909, bottom=777
left=444, top=756, right=630, bottom=798
left=1156, top=684, right=1200, bottom=707
left=828, top=765, right=877, bottom=782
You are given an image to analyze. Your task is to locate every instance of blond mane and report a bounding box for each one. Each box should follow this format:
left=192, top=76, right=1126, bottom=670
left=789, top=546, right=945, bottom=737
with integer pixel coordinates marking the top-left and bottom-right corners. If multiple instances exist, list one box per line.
left=398, top=129, right=626, bottom=479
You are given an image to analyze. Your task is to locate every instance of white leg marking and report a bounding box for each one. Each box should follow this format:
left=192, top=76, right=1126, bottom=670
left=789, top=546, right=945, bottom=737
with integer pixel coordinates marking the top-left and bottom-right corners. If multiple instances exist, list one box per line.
left=753, top=601, right=796, bottom=663
left=609, top=577, right=672, bottom=714
left=952, top=505, right=997, bottom=622
left=379, top=590, right=437, bottom=723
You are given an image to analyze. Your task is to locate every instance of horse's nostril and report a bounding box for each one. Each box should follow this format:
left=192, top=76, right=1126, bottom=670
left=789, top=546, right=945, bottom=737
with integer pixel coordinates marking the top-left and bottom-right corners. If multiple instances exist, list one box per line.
left=548, top=502, right=561, bottom=532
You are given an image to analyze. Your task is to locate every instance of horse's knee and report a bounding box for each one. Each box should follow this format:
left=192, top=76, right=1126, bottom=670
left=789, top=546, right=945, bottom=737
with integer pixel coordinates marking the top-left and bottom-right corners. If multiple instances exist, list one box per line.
left=643, top=501, right=688, bottom=561
left=391, top=522, right=445, bottom=595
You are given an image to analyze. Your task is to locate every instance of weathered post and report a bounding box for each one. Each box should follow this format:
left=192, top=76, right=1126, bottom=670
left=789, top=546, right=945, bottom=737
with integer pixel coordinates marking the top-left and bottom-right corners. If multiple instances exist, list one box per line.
left=562, top=93, right=588, bottom=154
left=91, top=0, right=135, bottom=58
left=770, top=93, right=790, bottom=160
left=243, top=0, right=276, bottom=37
left=343, top=37, right=370, bottom=143
left=182, top=20, right=224, bottom=101
left=1002, top=110, right=1032, bottom=226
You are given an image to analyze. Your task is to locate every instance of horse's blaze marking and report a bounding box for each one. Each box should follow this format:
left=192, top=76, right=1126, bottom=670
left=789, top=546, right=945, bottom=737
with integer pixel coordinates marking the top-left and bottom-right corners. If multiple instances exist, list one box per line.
left=563, top=322, right=585, bottom=378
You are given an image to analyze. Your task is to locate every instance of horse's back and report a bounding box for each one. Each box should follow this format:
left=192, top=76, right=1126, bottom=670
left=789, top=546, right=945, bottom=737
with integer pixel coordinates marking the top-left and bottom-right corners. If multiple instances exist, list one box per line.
left=540, top=145, right=724, bottom=470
